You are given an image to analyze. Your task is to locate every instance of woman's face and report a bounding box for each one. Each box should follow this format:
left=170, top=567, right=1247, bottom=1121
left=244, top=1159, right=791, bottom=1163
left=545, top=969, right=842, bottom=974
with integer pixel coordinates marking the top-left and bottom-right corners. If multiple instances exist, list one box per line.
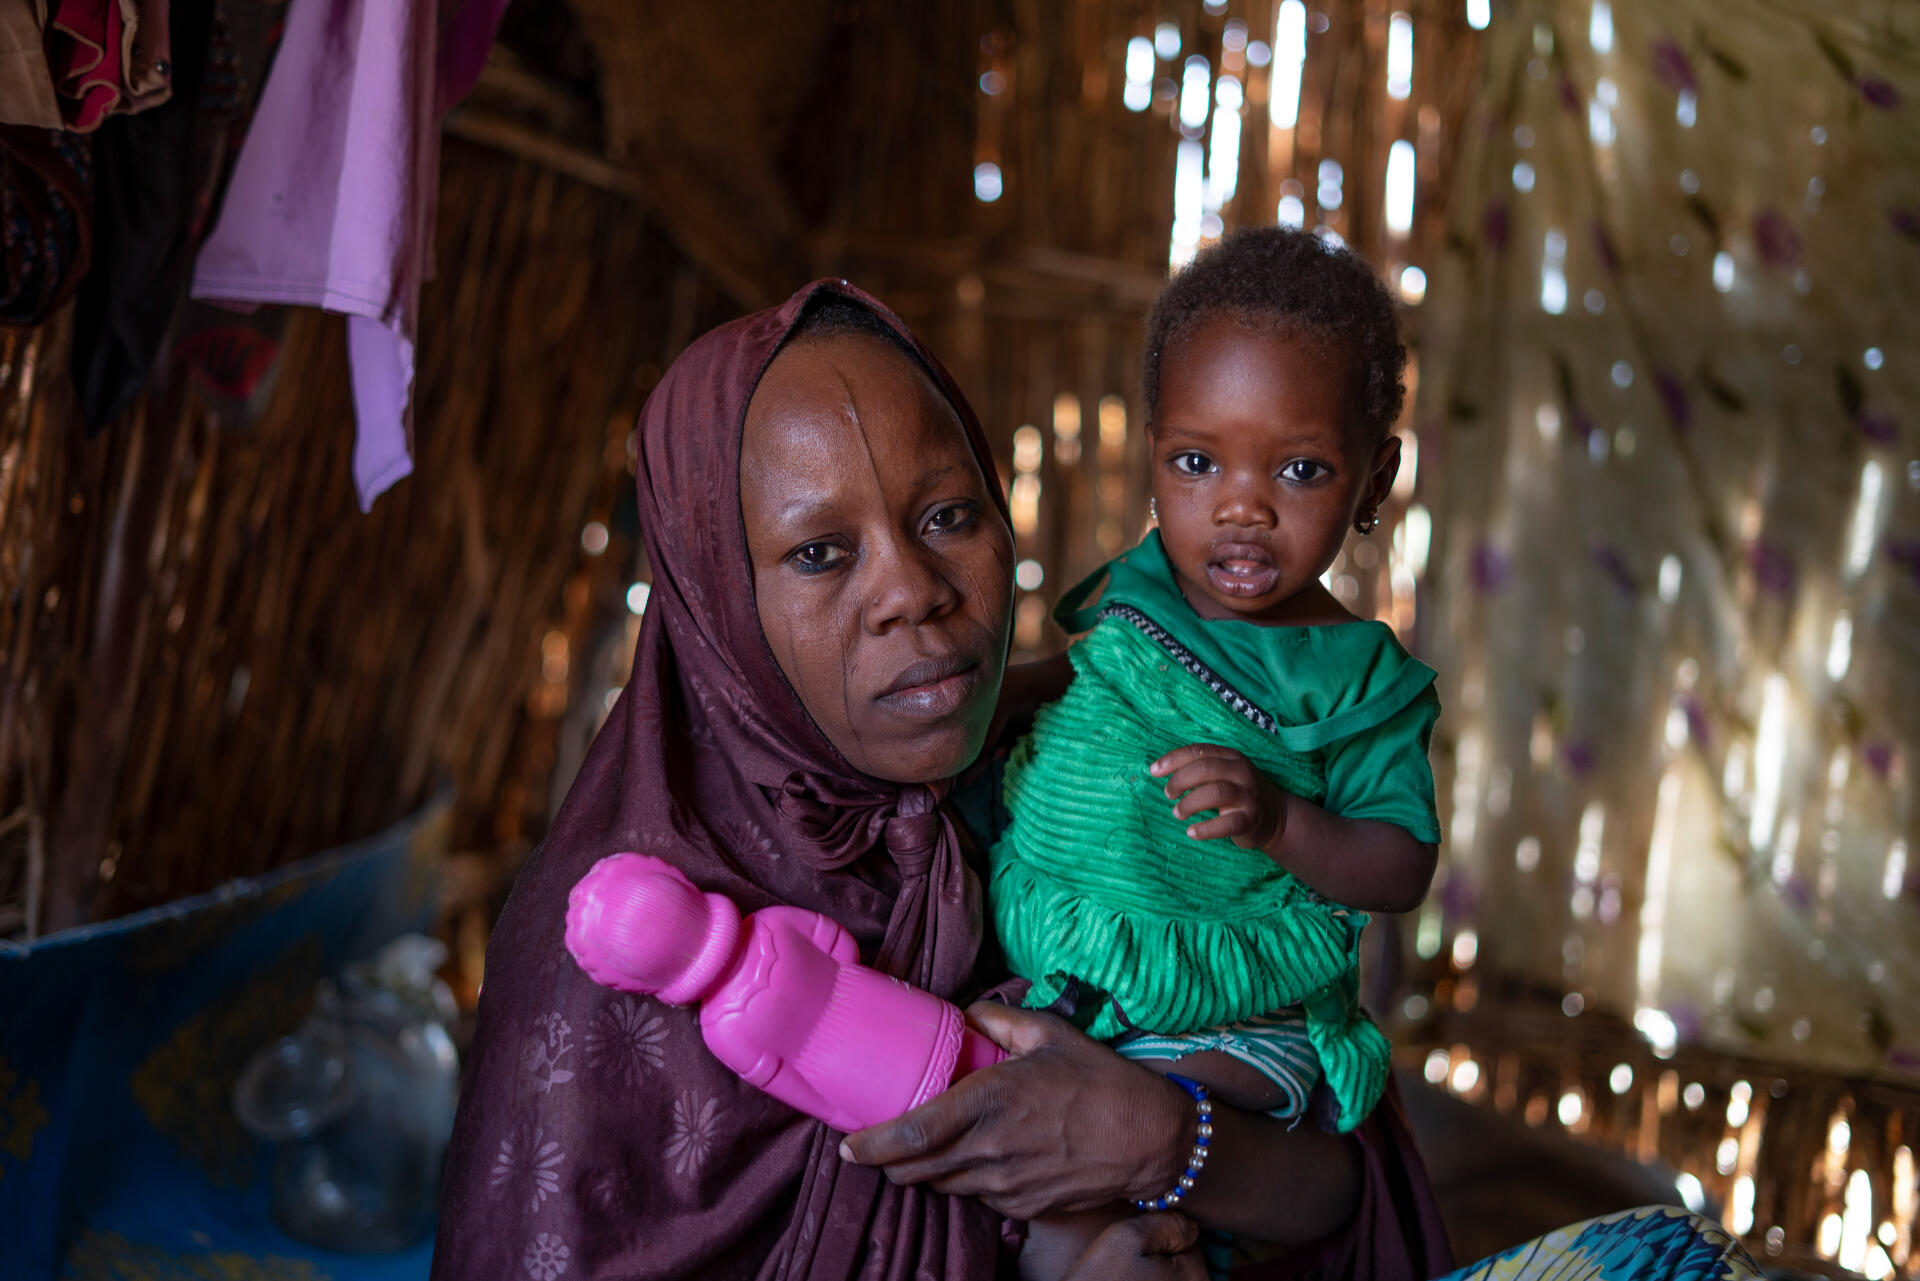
left=741, top=332, right=1014, bottom=784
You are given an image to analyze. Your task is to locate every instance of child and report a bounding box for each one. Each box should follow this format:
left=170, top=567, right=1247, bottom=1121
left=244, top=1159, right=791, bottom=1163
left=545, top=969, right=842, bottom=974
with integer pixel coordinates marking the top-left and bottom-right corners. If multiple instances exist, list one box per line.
left=991, top=227, right=1440, bottom=1278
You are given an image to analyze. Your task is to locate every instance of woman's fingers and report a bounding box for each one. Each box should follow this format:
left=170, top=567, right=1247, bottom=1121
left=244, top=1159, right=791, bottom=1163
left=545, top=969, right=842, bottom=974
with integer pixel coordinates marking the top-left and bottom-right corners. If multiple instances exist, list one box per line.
left=964, top=1000, right=1071, bottom=1056
left=849, top=1014, right=1192, bottom=1220
left=891, top=1153, right=1004, bottom=1197
left=839, top=1073, right=992, bottom=1167
left=920, top=1163, right=1055, bottom=1218
left=847, top=1071, right=1034, bottom=1195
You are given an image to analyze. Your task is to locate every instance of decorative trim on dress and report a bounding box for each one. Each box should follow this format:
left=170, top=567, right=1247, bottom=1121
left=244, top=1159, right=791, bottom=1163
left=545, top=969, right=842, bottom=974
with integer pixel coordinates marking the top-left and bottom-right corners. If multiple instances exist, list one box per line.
left=1100, top=603, right=1278, bottom=735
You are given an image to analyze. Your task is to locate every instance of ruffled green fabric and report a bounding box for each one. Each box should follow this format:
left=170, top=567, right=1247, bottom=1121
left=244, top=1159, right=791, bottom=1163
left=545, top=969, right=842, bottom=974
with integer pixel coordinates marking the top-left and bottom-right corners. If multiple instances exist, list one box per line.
left=992, top=620, right=1392, bottom=1130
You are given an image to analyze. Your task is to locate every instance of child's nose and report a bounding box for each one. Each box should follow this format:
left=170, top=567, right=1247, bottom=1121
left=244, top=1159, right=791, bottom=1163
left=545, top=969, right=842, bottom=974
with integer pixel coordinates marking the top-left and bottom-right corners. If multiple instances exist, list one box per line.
left=1214, top=478, right=1277, bottom=527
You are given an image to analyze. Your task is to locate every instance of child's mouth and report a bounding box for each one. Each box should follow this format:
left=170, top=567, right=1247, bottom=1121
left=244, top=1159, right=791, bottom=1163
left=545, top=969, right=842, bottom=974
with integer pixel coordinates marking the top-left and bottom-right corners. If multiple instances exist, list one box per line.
left=1205, top=544, right=1280, bottom=598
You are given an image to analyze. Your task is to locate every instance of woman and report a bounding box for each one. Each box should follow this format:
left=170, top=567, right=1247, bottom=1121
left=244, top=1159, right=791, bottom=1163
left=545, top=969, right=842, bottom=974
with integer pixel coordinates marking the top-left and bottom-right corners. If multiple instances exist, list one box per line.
left=432, top=279, right=1446, bottom=1279
left=431, top=280, right=1754, bottom=1281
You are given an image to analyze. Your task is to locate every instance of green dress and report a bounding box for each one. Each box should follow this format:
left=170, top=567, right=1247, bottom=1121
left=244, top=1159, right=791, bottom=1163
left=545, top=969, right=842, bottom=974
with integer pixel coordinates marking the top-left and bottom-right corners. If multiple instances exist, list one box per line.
left=989, top=532, right=1440, bottom=1131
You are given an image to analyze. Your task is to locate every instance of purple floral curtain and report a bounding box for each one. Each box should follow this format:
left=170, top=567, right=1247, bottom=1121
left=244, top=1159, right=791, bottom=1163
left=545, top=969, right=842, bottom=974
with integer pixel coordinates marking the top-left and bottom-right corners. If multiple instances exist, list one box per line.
left=1412, top=0, right=1918, bottom=1081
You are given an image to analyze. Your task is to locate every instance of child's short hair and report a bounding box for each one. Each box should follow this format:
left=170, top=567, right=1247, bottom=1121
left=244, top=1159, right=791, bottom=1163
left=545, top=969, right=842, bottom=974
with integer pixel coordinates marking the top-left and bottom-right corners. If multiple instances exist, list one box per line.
left=1143, top=228, right=1408, bottom=449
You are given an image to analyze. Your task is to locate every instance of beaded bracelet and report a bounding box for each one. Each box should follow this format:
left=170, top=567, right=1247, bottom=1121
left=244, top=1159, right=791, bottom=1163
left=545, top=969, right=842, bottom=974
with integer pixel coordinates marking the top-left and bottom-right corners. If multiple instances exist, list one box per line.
left=1132, top=1073, right=1213, bottom=1212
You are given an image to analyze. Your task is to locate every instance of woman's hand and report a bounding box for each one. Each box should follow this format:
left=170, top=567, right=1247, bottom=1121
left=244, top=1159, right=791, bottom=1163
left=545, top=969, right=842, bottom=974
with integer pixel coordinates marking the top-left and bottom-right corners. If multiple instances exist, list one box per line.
left=839, top=1003, right=1189, bottom=1221
left=841, top=1002, right=1365, bottom=1242
left=1151, top=743, right=1289, bottom=852
left=1061, top=1213, right=1208, bottom=1281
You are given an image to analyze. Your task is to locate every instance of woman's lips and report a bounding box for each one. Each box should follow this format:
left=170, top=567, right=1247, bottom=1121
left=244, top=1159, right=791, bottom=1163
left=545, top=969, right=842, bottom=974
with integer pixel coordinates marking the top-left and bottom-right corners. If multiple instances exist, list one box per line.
left=1206, top=543, right=1280, bottom=598
left=876, top=656, right=982, bottom=719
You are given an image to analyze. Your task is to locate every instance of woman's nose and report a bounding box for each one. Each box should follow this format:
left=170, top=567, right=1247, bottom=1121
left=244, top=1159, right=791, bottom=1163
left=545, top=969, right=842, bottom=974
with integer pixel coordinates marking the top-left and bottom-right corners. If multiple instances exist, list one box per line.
left=862, top=536, right=959, bottom=633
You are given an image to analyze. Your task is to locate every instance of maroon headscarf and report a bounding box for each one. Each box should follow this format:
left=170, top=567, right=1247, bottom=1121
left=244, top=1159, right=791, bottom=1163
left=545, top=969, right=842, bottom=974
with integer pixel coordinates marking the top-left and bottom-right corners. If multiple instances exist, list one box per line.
left=433, top=281, right=1009, bottom=1281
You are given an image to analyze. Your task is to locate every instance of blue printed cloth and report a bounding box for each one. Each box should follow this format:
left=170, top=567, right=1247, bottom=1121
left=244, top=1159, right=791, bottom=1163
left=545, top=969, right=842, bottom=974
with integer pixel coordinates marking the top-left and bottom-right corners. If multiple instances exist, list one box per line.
left=1435, top=1205, right=1765, bottom=1281
left=0, top=801, right=448, bottom=1281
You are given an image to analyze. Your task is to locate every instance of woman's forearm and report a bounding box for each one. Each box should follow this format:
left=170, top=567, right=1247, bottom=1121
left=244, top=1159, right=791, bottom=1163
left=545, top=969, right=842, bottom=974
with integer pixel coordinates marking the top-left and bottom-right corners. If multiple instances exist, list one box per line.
left=1166, top=1094, right=1361, bottom=1241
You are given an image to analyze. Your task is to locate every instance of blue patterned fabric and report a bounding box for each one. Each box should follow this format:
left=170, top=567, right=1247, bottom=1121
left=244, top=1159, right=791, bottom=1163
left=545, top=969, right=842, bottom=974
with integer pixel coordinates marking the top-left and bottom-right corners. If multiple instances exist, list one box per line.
left=1434, top=1205, right=1765, bottom=1281
left=1204, top=1203, right=1761, bottom=1281
left=0, top=801, right=447, bottom=1281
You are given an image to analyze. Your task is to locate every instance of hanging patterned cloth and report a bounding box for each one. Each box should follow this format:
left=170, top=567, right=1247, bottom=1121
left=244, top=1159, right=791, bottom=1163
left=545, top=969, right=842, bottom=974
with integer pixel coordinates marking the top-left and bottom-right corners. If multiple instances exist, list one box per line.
left=0, top=124, right=92, bottom=327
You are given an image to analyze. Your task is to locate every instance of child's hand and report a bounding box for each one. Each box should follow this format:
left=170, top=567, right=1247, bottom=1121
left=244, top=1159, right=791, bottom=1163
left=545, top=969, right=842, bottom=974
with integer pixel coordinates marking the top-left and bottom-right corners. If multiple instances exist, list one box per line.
left=1149, top=744, right=1288, bottom=851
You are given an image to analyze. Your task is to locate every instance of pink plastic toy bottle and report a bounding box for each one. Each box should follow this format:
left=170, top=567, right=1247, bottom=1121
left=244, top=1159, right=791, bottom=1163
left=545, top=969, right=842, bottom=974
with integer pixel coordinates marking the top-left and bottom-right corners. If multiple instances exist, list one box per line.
left=565, top=853, right=1005, bottom=1133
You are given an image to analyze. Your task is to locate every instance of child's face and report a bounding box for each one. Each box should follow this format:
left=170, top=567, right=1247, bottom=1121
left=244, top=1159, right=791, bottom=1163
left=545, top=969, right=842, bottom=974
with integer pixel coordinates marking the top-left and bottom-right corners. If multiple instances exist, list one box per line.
left=1150, top=316, right=1398, bottom=624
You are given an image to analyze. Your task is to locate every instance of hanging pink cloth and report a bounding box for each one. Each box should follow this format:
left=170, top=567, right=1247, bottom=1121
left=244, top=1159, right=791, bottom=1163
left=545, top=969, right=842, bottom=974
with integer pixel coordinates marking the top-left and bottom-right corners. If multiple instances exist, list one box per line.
left=189, top=0, right=510, bottom=511
left=44, top=0, right=171, bottom=131
left=46, top=0, right=125, bottom=131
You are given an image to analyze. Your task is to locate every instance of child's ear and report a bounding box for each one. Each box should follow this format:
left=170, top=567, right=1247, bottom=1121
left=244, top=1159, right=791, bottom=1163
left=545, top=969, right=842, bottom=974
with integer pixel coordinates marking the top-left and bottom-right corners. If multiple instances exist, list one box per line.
left=1366, top=435, right=1402, bottom=509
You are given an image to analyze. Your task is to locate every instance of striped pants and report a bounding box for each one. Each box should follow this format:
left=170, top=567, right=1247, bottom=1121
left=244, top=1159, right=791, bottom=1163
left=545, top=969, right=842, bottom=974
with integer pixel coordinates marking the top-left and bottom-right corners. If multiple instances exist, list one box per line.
left=1112, top=1007, right=1319, bottom=1120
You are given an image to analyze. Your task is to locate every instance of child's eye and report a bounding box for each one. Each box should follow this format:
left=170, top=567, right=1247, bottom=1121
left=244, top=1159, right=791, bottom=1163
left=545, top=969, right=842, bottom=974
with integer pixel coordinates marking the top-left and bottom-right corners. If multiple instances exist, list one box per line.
left=924, top=502, right=977, bottom=535
left=1171, top=452, right=1214, bottom=477
left=1281, top=460, right=1330, bottom=483
left=792, top=542, right=849, bottom=573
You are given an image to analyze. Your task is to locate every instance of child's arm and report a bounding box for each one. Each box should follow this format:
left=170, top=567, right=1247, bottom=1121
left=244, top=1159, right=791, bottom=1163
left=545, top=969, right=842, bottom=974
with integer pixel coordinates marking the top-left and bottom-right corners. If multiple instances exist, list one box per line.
left=1150, top=743, right=1438, bottom=914
left=1251, top=796, right=1438, bottom=914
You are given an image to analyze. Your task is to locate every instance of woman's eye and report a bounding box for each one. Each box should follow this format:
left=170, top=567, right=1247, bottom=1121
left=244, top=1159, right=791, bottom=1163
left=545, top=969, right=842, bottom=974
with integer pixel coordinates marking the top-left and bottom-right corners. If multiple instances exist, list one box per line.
left=924, top=502, right=977, bottom=535
left=1282, top=460, right=1329, bottom=483
left=1172, top=452, right=1214, bottom=477
left=792, top=542, right=848, bottom=573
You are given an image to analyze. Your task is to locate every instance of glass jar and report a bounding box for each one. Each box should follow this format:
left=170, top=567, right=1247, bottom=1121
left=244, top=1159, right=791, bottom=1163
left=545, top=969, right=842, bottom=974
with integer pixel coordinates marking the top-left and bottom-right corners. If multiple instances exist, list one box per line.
left=233, top=936, right=459, bottom=1252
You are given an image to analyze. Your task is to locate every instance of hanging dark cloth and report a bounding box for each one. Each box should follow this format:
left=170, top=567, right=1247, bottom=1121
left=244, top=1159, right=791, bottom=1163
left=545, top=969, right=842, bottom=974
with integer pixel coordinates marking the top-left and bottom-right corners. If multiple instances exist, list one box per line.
left=172, top=0, right=289, bottom=424
left=67, top=0, right=211, bottom=430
